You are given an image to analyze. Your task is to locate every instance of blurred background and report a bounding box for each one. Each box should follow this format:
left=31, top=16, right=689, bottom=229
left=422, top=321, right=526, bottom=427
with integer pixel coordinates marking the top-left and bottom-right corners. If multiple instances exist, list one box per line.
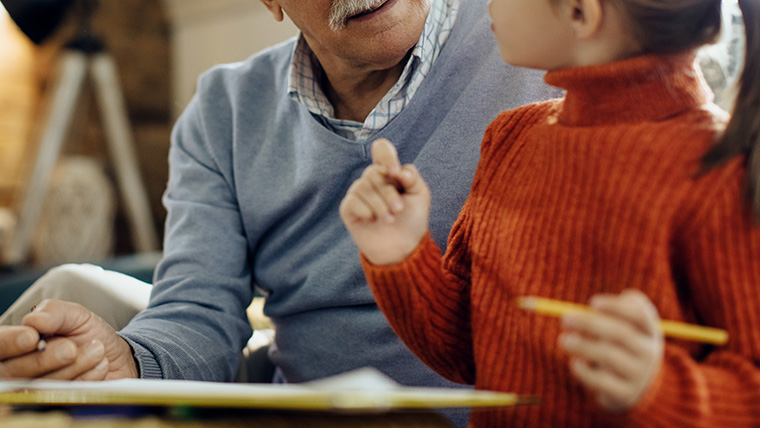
left=0, top=0, right=744, bottom=302
left=0, top=0, right=296, bottom=274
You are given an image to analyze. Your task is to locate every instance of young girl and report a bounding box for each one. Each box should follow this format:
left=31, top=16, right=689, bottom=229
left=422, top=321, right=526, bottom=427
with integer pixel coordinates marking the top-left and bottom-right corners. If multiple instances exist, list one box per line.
left=340, top=0, right=760, bottom=426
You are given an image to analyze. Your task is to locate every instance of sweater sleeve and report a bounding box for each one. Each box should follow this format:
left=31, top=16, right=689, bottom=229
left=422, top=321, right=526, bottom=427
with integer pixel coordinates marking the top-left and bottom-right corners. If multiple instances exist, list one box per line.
left=361, top=112, right=525, bottom=385
left=361, top=214, right=477, bottom=385
left=624, top=161, right=760, bottom=427
left=119, top=86, right=255, bottom=381
left=362, top=104, right=556, bottom=386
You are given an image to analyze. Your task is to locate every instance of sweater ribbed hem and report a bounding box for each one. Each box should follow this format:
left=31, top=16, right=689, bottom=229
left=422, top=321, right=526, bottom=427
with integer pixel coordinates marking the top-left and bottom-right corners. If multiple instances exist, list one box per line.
left=120, top=335, right=164, bottom=379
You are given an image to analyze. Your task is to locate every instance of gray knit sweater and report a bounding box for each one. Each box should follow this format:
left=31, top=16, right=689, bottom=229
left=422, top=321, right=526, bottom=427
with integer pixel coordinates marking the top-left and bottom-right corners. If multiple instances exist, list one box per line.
left=119, top=0, right=556, bottom=417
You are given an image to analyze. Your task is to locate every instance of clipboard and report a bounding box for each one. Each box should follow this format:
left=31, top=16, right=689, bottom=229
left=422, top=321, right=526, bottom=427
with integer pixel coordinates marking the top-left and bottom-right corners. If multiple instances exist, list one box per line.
left=0, top=368, right=538, bottom=412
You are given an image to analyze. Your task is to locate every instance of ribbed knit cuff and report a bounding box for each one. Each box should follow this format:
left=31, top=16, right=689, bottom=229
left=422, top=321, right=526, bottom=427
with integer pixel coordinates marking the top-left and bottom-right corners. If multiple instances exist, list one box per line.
left=621, top=346, right=708, bottom=427
left=360, top=231, right=444, bottom=308
left=119, top=334, right=164, bottom=379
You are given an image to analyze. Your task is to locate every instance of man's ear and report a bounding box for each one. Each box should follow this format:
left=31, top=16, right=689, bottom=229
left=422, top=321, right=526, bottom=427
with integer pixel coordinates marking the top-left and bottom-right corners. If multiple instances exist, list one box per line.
left=567, top=0, right=603, bottom=39
left=260, top=0, right=285, bottom=22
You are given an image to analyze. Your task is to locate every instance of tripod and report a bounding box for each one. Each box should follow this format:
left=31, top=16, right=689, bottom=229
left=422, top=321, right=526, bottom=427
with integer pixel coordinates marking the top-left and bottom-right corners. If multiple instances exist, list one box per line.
left=3, top=3, right=158, bottom=264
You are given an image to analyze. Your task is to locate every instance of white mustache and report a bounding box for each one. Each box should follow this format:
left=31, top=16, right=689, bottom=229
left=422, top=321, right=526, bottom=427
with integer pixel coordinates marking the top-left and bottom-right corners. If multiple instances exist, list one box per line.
left=328, top=0, right=386, bottom=30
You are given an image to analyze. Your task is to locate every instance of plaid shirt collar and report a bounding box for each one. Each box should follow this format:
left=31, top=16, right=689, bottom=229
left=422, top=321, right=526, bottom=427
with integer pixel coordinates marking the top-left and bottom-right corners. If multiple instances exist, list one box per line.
left=287, top=0, right=459, bottom=142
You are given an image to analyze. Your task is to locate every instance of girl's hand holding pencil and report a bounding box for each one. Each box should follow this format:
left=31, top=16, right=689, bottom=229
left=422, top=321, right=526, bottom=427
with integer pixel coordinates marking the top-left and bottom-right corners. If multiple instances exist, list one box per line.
left=517, top=290, right=728, bottom=413
left=517, top=294, right=729, bottom=345
left=526, top=290, right=666, bottom=413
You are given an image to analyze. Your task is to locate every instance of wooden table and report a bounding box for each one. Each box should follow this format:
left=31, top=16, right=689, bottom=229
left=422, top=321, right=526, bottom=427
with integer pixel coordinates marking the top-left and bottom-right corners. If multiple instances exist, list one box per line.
left=1, top=406, right=456, bottom=428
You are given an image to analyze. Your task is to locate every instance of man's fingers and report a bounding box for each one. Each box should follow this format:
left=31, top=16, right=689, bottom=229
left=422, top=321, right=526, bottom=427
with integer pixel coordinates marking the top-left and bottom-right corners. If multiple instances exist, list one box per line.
left=22, top=299, right=94, bottom=337
left=0, top=337, right=78, bottom=379
left=40, top=341, right=108, bottom=381
left=0, top=299, right=134, bottom=381
left=371, top=139, right=401, bottom=173
left=0, top=326, right=41, bottom=360
left=72, top=358, right=110, bottom=381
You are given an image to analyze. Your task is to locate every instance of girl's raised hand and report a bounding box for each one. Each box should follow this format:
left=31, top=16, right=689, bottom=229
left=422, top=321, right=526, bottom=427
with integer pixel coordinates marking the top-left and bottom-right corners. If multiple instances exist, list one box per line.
left=559, top=289, right=664, bottom=413
left=340, top=139, right=430, bottom=265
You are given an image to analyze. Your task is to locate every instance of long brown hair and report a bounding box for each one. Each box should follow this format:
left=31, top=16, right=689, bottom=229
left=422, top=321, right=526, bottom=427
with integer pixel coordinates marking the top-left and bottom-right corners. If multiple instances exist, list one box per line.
left=613, top=0, right=760, bottom=219
left=702, top=0, right=760, bottom=220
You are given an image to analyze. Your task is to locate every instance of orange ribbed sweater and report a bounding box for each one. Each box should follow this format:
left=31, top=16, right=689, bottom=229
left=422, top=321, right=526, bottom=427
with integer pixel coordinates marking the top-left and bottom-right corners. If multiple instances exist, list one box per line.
left=363, top=53, right=760, bottom=428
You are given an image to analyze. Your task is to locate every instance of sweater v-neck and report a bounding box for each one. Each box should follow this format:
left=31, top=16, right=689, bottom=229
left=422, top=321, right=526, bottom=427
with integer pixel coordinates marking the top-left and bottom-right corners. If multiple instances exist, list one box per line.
left=300, top=0, right=491, bottom=147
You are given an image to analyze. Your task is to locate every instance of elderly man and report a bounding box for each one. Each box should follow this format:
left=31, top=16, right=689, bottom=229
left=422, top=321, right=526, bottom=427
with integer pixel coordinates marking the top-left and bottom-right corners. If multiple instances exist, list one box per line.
left=0, top=0, right=554, bottom=425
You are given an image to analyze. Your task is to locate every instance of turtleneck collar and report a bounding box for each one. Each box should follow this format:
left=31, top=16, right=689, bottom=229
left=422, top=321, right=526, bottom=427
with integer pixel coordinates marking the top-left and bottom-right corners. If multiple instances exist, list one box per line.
left=545, top=52, right=713, bottom=127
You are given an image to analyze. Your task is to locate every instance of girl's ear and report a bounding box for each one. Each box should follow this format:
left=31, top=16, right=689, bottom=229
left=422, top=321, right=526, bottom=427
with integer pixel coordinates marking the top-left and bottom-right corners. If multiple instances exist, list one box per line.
left=567, top=0, right=603, bottom=39
left=260, top=0, right=285, bottom=22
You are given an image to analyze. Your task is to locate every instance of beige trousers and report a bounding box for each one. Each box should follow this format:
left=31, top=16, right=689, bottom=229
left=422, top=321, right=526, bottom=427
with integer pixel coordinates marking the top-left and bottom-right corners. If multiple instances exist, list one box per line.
left=0, top=264, right=274, bottom=382
left=0, top=264, right=151, bottom=329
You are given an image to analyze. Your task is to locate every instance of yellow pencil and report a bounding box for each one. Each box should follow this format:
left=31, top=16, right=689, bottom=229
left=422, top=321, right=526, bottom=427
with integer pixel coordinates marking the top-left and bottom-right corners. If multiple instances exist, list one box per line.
left=516, top=296, right=729, bottom=346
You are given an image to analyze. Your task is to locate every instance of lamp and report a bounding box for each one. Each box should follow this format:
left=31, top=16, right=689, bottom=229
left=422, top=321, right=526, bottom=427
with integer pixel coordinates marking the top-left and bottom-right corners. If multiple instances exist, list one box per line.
left=0, top=0, right=158, bottom=264
left=1, top=0, right=74, bottom=45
